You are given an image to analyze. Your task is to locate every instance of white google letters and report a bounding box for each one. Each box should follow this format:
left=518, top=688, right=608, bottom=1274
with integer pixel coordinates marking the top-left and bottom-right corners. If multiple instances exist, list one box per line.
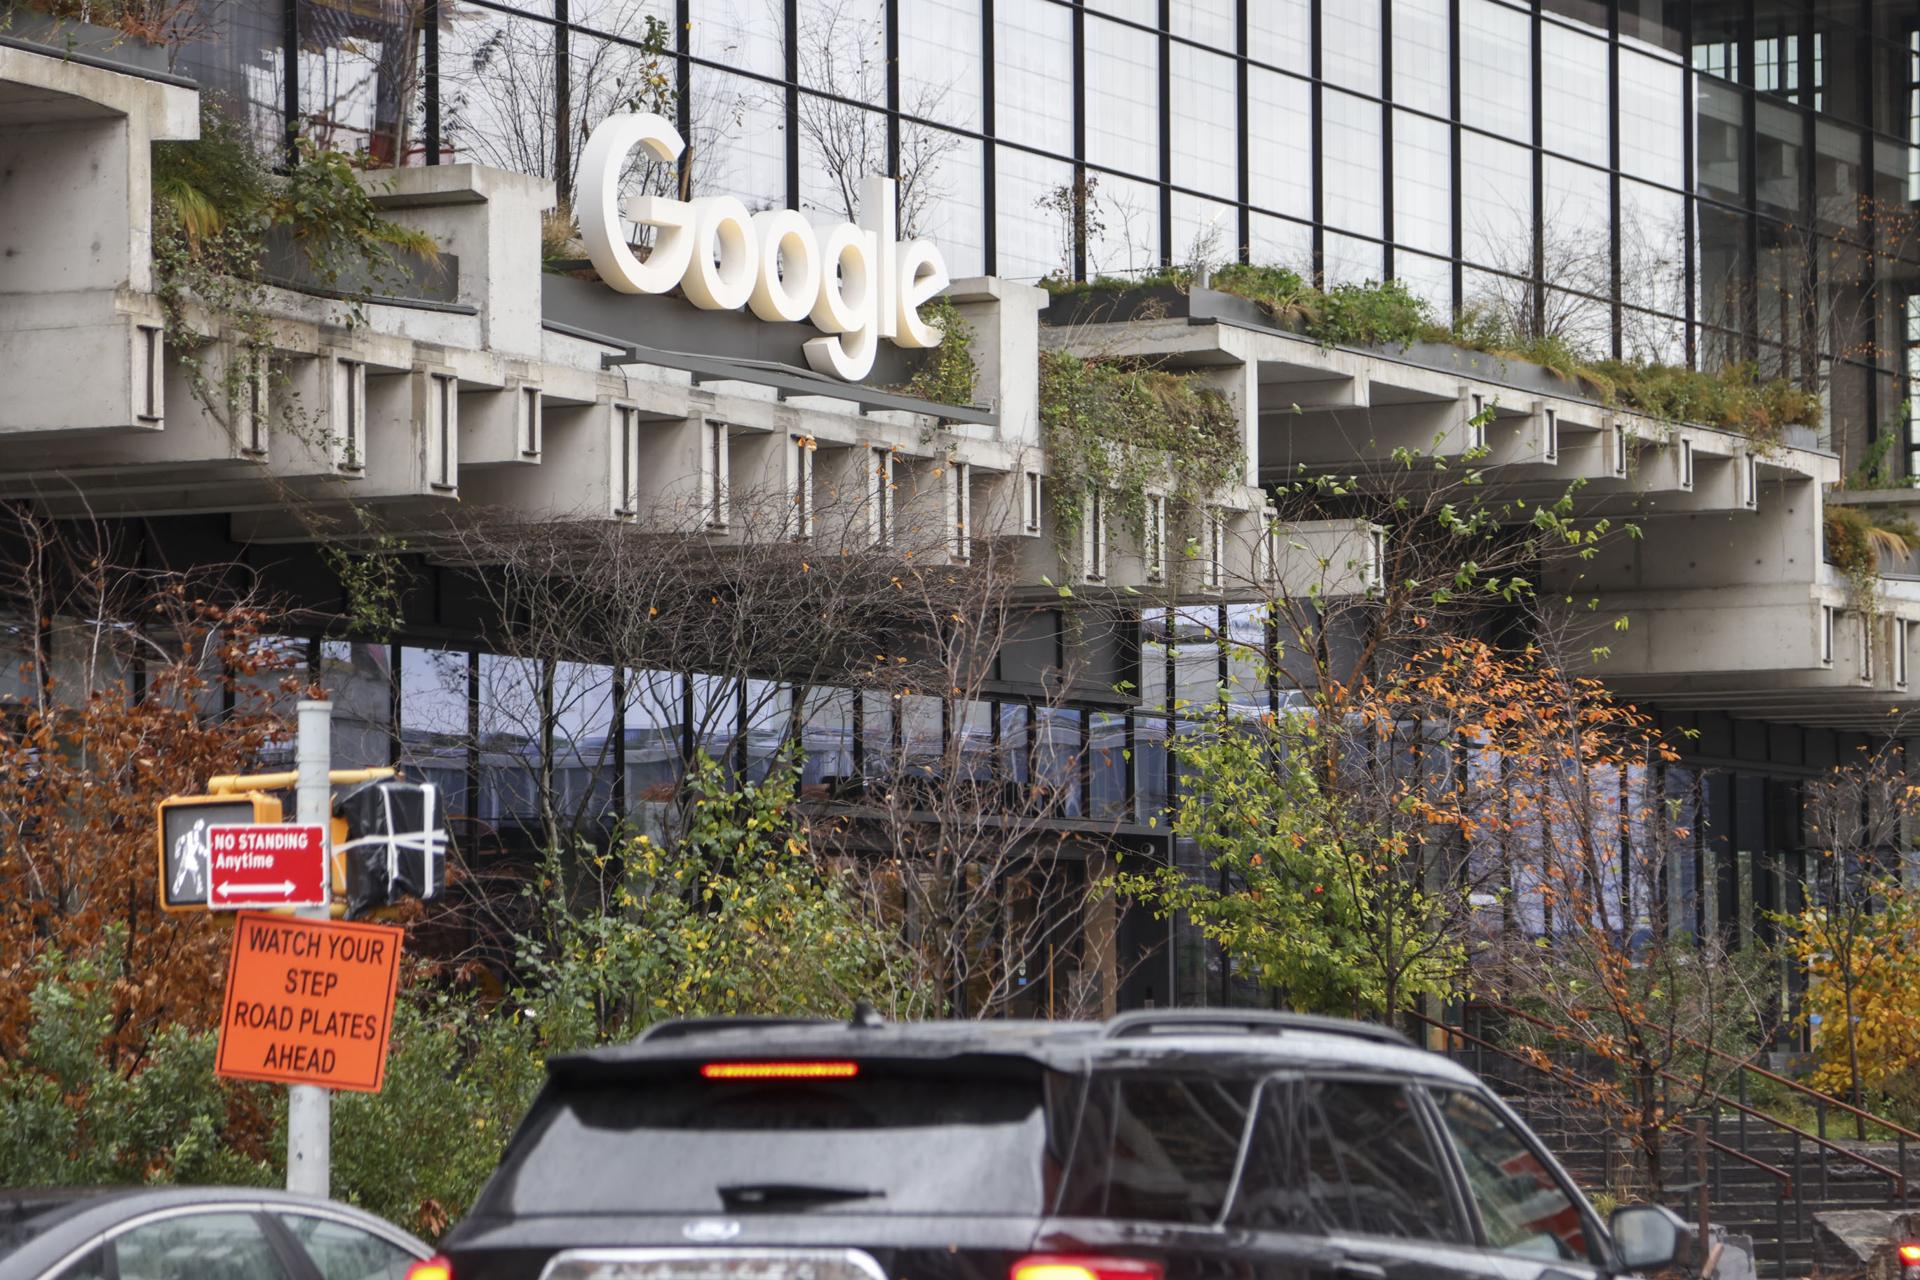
left=577, top=112, right=950, bottom=383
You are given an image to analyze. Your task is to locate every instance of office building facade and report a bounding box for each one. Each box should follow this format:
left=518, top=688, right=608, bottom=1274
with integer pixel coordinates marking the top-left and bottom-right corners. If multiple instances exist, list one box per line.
left=2, top=0, right=1918, bottom=1010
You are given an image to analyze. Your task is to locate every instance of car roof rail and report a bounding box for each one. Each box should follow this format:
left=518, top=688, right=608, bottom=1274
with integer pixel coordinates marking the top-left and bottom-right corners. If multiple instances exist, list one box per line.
left=636, top=1016, right=836, bottom=1043
left=1103, top=1009, right=1412, bottom=1047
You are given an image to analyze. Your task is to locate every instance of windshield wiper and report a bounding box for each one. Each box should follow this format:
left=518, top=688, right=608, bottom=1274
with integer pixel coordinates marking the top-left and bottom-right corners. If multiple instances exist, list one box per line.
left=716, top=1183, right=887, bottom=1209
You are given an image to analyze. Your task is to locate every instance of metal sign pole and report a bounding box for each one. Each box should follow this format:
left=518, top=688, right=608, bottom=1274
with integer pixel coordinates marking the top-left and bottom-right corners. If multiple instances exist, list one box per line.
left=287, top=698, right=333, bottom=1197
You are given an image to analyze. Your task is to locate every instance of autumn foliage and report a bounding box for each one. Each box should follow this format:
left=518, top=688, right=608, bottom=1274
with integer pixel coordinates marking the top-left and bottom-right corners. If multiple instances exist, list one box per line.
left=0, top=517, right=302, bottom=1063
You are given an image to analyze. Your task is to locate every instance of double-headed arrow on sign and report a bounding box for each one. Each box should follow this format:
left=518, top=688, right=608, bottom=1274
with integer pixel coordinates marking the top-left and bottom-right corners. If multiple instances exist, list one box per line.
left=207, top=824, right=329, bottom=910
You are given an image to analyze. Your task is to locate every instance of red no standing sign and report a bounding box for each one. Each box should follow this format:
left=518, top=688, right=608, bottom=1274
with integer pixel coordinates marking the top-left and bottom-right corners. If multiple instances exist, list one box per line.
left=207, top=823, right=329, bottom=910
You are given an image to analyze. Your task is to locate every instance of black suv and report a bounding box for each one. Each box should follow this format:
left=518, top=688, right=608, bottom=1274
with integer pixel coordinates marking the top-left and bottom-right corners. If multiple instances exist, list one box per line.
left=432, top=1010, right=1691, bottom=1280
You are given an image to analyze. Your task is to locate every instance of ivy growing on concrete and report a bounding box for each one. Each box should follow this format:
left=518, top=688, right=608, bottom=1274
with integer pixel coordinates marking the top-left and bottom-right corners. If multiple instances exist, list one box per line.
left=1037, top=349, right=1242, bottom=548
left=900, top=296, right=978, bottom=408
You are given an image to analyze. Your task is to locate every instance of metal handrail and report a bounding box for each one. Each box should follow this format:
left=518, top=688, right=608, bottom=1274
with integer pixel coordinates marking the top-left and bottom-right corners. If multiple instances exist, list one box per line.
left=1677, top=1025, right=1920, bottom=1145
left=1467, top=999, right=1907, bottom=1199
left=1408, top=1010, right=1795, bottom=1198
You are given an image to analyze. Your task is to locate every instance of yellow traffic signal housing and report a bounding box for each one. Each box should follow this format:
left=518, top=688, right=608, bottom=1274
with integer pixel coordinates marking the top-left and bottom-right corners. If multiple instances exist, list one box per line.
left=156, top=791, right=283, bottom=913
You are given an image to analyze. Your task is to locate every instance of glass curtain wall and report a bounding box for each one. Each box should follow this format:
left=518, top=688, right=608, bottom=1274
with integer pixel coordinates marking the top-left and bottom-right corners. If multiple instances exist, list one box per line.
left=209, top=1, right=1920, bottom=467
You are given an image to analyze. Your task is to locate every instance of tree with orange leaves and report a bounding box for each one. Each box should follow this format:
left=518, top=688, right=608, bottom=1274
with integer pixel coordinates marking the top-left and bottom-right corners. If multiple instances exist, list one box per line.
left=0, top=506, right=302, bottom=1065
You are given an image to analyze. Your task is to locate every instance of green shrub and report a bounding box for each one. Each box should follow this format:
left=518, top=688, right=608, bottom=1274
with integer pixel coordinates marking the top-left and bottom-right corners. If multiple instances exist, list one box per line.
left=0, top=933, right=275, bottom=1188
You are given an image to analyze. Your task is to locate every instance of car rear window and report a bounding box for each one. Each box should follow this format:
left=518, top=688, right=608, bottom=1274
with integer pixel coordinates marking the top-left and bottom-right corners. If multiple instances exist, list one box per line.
left=485, top=1065, right=1058, bottom=1217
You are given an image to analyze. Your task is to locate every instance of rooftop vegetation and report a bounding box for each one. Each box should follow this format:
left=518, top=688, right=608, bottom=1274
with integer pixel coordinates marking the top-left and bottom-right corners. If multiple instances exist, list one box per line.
left=1044, top=264, right=1823, bottom=449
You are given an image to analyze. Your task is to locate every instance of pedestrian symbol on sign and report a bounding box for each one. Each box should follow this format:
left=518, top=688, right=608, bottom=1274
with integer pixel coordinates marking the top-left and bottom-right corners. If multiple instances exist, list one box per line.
left=171, top=818, right=209, bottom=900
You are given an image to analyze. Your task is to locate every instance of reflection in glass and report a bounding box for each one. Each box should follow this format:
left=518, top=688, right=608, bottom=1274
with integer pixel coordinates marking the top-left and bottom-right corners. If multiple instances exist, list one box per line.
left=552, top=661, right=615, bottom=829
left=1034, top=707, right=1083, bottom=818
left=797, top=685, right=853, bottom=792
left=797, top=0, right=886, bottom=105
left=321, top=641, right=393, bottom=770
left=625, top=669, right=684, bottom=807
left=299, top=0, right=424, bottom=163
left=996, top=149, right=1077, bottom=281
left=1090, top=712, right=1127, bottom=820
left=400, top=646, right=468, bottom=816
left=1619, top=48, right=1685, bottom=189
left=477, top=654, right=543, bottom=826
left=438, top=5, right=560, bottom=178
left=1086, top=172, right=1163, bottom=279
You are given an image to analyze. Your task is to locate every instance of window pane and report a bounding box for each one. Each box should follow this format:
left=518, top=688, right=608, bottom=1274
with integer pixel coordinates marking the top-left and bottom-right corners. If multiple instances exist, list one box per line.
left=1033, top=707, right=1082, bottom=817
left=1249, top=69, right=1312, bottom=220
left=1696, top=79, right=1746, bottom=208
left=1171, top=42, right=1237, bottom=201
left=625, top=669, right=684, bottom=807
left=1173, top=193, right=1239, bottom=272
left=908, top=130, right=985, bottom=276
left=797, top=0, right=885, bottom=104
left=439, top=7, right=559, bottom=179
left=298, top=0, right=423, bottom=163
left=1394, top=110, right=1451, bottom=257
left=1170, top=0, right=1235, bottom=51
left=1619, top=47, right=1685, bottom=188
left=1396, top=250, right=1454, bottom=312
left=901, top=0, right=982, bottom=132
left=1135, top=715, right=1169, bottom=823
left=1542, top=157, right=1612, bottom=319
left=1460, top=0, right=1532, bottom=140
left=1757, top=98, right=1805, bottom=219
left=321, top=641, right=392, bottom=770
left=1436, top=1090, right=1592, bottom=1261
left=1619, top=178, right=1687, bottom=319
left=1231, top=1078, right=1465, bottom=1242
left=1247, top=0, right=1309, bottom=74
left=1086, top=172, right=1162, bottom=278
left=477, top=654, right=542, bottom=825
left=1086, top=16, right=1160, bottom=180
left=113, top=1213, right=289, bottom=1280
left=1391, top=0, right=1449, bottom=116
left=687, top=0, right=779, bottom=77
left=552, top=661, right=615, bottom=828
left=1323, top=90, right=1382, bottom=238
left=995, top=1, right=1073, bottom=154
left=1090, top=712, right=1127, bottom=821
left=275, top=1214, right=416, bottom=1280
left=1325, top=233, right=1384, bottom=287
left=1461, top=132, right=1532, bottom=273
left=1321, top=0, right=1379, bottom=95
left=996, top=148, right=1076, bottom=280
left=1249, top=212, right=1313, bottom=267
left=400, top=646, right=468, bottom=817
left=1542, top=22, right=1608, bottom=166
left=1060, top=1074, right=1258, bottom=1222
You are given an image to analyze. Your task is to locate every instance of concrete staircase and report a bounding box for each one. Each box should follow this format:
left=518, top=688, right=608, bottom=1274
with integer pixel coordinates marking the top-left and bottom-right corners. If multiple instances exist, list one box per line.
left=1510, top=1091, right=1913, bottom=1278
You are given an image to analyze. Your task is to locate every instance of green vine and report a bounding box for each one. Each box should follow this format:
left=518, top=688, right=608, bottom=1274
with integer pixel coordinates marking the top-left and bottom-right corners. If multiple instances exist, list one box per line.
left=1037, top=350, right=1243, bottom=549
left=900, top=297, right=978, bottom=407
left=1824, top=502, right=1915, bottom=621
left=152, top=104, right=430, bottom=635
left=321, top=523, right=412, bottom=639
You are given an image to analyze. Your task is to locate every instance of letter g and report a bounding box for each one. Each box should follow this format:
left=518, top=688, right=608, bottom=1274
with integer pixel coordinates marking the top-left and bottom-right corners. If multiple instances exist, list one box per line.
left=578, top=113, right=692, bottom=295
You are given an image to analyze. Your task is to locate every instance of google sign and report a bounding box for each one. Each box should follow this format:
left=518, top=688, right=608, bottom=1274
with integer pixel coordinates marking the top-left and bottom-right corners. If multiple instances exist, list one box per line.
left=578, top=112, right=951, bottom=382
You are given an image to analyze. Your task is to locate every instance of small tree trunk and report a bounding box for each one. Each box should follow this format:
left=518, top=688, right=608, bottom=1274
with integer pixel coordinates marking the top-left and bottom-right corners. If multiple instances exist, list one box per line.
left=1843, top=979, right=1866, bottom=1140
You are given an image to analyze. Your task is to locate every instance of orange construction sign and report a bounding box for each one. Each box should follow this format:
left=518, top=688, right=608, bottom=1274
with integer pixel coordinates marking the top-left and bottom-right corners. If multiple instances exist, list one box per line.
left=216, top=913, right=403, bottom=1093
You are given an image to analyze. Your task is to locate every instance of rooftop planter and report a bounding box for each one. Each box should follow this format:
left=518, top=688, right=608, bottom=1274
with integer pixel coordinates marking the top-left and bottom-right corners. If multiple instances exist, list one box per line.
left=0, top=7, right=181, bottom=80
left=1041, top=272, right=1823, bottom=453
